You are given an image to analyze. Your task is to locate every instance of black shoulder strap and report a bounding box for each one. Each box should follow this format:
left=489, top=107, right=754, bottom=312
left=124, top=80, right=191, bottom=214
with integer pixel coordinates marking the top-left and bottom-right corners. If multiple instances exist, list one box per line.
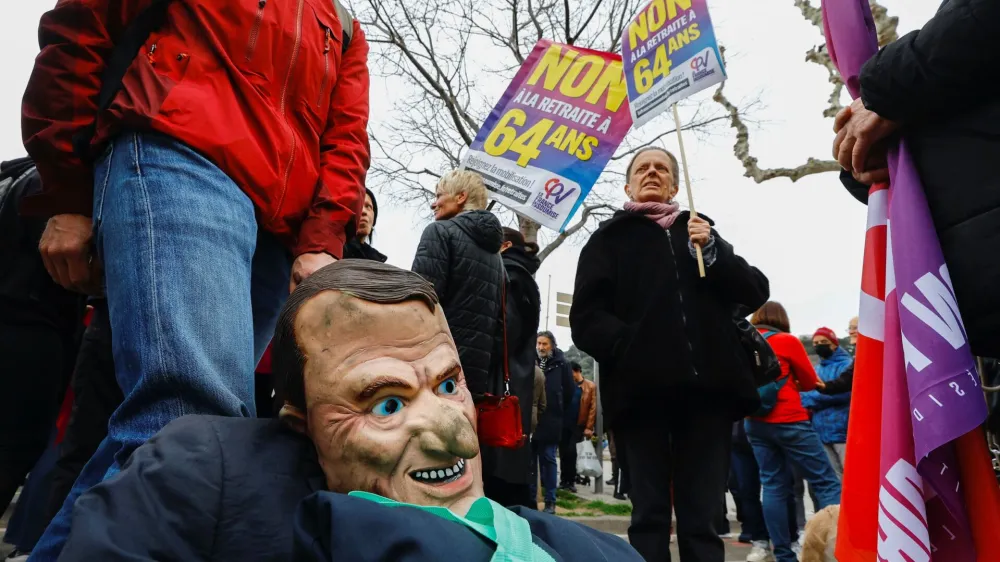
left=331, top=0, right=354, bottom=53
left=72, top=0, right=175, bottom=160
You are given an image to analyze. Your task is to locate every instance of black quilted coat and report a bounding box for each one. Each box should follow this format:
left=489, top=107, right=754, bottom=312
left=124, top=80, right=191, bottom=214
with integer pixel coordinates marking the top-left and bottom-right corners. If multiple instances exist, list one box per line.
left=411, top=210, right=505, bottom=394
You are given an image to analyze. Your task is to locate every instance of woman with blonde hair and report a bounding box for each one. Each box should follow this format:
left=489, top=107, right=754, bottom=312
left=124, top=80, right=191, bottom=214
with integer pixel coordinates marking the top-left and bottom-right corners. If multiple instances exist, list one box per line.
left=412, top=170, right=532, bottom=509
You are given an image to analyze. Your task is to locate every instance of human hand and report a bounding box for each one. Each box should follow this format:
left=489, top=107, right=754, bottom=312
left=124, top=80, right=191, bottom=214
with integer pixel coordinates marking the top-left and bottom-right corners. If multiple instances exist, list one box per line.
left=815, top=379, right=826, bottom=390
left=39, top=214, right=100, bottom=294
left=833, top=98, right=899, bottom=177
left=290, top=252, right=337, bottom=293
left=584, top=429, right=594, bottom=439
left=688, top=216, right=711, bottom=247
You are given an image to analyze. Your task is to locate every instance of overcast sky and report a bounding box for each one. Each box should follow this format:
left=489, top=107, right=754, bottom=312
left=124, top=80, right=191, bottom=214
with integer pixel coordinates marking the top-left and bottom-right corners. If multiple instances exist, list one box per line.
left=2, top=1, right=939, bottom=346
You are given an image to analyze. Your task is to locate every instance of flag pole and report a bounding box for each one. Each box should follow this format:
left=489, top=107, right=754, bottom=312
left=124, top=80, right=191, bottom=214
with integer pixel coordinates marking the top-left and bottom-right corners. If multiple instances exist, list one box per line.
left=671, top=104, right=705, bottom=278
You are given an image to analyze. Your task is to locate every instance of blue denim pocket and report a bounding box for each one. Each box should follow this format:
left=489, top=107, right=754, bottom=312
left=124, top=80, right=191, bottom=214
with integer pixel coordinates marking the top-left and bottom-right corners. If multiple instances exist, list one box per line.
left=91, top=140, right=116, bottom=264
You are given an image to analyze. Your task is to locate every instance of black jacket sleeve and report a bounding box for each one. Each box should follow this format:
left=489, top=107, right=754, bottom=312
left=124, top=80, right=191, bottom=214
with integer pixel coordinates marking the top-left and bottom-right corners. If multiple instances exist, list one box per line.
left=818, top=364, right=854, bottom=395
left=60, top=416, right=223, bottom=560
left=569, top=235, right=630, bottom=364
left=561, top=362, right=575, bottom=414
left=839, top=169, right=871, bottom=205
left=411, top=222, right=451, bottom=301
left=705, top=231, right=770, bottom=312
left=860, top=0, right=1000, bottom=123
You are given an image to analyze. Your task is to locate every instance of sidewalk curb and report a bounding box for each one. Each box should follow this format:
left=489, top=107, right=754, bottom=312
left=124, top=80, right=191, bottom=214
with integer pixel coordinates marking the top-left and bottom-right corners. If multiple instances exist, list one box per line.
left=565, top=515, right=631, bottom=534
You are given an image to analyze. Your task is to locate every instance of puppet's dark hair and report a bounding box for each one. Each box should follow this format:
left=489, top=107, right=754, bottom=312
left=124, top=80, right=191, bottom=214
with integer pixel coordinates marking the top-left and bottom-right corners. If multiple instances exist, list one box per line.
left=271, top=260, right=438, bottom=414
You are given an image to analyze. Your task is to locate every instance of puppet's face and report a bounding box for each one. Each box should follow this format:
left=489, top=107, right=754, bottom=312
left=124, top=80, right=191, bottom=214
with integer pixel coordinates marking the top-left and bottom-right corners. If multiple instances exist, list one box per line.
left=295, top=293, right=483, bottom=515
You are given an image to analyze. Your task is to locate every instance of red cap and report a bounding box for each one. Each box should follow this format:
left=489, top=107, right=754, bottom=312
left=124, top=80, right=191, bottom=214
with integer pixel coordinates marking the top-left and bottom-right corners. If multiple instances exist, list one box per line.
left=813, top=327, right=838, bottom=344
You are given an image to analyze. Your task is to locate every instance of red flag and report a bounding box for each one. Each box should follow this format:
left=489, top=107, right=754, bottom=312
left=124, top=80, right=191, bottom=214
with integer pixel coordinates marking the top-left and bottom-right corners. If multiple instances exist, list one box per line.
left=835, top=185, right=887, bottom=562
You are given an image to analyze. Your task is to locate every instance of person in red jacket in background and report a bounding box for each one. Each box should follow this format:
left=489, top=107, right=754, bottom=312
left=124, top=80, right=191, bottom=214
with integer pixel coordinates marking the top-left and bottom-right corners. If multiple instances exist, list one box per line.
left=745, top=302, right=842, bottom=562
left=21, top=1, right=370, bottom=558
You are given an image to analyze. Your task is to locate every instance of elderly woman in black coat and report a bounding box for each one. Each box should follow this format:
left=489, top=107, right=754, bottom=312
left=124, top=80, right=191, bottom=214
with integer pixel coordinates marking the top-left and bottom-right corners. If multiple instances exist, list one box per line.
left=570, top=147, right=769, bottom=562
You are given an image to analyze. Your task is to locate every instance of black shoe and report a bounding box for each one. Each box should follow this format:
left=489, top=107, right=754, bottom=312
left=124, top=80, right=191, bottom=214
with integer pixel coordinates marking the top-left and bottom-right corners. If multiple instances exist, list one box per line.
left=606, top=478, right=617, bottom=486
left=613, top=492, right=628, bottom=501
left=567, top=484, right=578, bottom=493
left=543, top=502, right=556, bottom=514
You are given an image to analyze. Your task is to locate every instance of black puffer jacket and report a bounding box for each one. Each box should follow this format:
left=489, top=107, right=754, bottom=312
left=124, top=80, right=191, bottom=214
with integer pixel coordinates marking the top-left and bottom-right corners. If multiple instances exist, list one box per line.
left=411, top=211, right=505, bottom=394
left=841, top=0, right=1000, bottom=358
left=480, top=246, right=542, bottom=485
left=570, top=211, right=769, bottom=429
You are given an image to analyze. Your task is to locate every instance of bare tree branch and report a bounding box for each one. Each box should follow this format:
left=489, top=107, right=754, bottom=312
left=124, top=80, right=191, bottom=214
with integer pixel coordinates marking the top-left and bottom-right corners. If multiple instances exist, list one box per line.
left=715, top=2, right=899, bottom=183
left=793, top=0, right=898, bottom=117
left=714, top=81, right=840, bottom=183
left=536, top=203, right=614, bottom=262
left=365, top=0, right=755, bottom=261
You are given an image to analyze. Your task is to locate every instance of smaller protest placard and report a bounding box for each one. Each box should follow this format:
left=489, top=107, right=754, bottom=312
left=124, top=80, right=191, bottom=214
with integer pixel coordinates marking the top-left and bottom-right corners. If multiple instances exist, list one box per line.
left=462, top=40, right=633, bottom=232
left=622, top=0, right=726, bottom=128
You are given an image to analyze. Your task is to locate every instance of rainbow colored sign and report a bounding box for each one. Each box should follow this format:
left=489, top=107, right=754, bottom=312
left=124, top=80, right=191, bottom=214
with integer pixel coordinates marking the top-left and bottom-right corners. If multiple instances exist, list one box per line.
left=462, top=40, right=633, bottom=232
left=621, top=0, right=726, bottom=128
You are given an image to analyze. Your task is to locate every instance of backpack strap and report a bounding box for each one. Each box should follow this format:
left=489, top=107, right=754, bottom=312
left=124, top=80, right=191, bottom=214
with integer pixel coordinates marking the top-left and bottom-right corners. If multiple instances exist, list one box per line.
left=330, top=0, right=354, bottom=53
left=72, top=0, right=176, bottom=160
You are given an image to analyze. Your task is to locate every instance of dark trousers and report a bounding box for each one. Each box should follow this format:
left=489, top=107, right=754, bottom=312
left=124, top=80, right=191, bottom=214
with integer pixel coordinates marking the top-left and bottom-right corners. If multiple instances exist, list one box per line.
left=483, top=475, right=535, bottom=510
left=0, top=322, right=68, bottom=514
left=45, top=299, right=123, bottom=523
left=558, top=425, right=583, bottom=486
left=617, top=412, right=732, bottom=562
left=528, top=439, right=558, bottom=504
left=731, top=445, right=801, bottom=544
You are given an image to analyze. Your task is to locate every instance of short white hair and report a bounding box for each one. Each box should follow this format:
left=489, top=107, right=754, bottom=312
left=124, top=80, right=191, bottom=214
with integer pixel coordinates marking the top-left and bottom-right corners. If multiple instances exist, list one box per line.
left=437, top=170, right=488, bottom=211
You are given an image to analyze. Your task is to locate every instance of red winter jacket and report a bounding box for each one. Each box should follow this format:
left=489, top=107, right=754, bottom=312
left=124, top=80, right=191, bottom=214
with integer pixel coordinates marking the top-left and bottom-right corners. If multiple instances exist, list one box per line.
left=21, top=0, right=370, bottom=259
left=751, top=329, right=820, bottom=425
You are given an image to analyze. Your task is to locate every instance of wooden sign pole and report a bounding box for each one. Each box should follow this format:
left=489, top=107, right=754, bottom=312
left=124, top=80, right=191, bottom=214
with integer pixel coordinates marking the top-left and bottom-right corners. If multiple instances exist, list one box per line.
left=671, top=104, right=706, bottom=278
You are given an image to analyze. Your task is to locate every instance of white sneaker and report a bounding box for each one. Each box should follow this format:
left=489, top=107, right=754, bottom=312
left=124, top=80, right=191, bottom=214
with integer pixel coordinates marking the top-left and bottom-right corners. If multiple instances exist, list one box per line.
left=746, top=541, right=775, bottom=562
left=791, top=539, right=803, bottom=560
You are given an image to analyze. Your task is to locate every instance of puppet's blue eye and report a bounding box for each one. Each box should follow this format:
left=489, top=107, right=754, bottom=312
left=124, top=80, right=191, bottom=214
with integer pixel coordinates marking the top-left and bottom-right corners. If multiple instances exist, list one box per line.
left=372, top=397, right=404, bottom=416
left=438, top=379, right=458, bottom=395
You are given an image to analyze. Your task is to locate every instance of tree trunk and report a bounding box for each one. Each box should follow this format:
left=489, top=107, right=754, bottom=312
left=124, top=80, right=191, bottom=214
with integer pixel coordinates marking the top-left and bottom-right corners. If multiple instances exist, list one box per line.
left=519, top=215, right=540, bottom=244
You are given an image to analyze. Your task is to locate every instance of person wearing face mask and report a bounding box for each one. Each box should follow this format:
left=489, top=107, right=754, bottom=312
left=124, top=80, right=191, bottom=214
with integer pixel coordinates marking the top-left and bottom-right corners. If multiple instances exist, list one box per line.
left=53, top=261, right=641, bottom=561
left=570, top=146, right=770, bottom=562
left=799, top=328, right=853, bottom=478
left=342, top=189, right=387, bottom=262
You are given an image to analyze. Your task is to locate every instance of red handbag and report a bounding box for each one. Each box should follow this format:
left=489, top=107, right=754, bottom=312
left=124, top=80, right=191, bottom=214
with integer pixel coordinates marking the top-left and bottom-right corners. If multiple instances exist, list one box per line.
left=476, top=280, right=527, bottom=449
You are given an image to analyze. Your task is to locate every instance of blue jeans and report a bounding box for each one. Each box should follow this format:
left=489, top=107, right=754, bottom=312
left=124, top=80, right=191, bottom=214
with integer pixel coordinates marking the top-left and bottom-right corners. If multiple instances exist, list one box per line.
left=731, top=447, right=800, bottom=543
left=30, top=132, right=291, bottom=561
left=745, top=420, right=842, bottom=562
left=529, top=440, right=558, bottom=504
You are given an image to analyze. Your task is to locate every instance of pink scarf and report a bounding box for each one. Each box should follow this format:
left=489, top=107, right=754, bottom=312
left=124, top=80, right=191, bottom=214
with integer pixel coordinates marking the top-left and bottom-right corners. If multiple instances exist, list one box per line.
left=623, top=200, right=682, bottom=230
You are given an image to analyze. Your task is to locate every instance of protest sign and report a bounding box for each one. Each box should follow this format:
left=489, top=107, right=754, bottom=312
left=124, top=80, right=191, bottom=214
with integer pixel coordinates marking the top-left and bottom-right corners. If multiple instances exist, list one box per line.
left=622, top=0, right=726, bottom=128
left=462, top=40, right=632, bottom=232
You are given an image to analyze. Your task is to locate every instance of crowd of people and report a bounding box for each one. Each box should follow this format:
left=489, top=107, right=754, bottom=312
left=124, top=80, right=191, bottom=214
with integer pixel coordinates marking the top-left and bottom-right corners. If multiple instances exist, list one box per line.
left=2, top=0, right=998, bottom=561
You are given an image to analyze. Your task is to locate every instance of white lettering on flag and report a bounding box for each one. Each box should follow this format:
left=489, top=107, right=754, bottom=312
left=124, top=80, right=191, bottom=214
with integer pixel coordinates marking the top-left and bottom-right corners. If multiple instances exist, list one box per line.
left=900, top=265, right=967, bottom=350
left=878, top=459, right=931, bottom=562
left=902, top=333, right=932, bottom=372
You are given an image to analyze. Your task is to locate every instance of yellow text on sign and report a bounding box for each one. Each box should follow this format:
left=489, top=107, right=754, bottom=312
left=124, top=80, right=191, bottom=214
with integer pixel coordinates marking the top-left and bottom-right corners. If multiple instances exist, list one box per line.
left=525, top=46, right=627, bottom=113
left=628, top=0, right=693, bottom=50
left=632, top=24, right=701, bottom=94
left=483, top=109, right=598, bottom=168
